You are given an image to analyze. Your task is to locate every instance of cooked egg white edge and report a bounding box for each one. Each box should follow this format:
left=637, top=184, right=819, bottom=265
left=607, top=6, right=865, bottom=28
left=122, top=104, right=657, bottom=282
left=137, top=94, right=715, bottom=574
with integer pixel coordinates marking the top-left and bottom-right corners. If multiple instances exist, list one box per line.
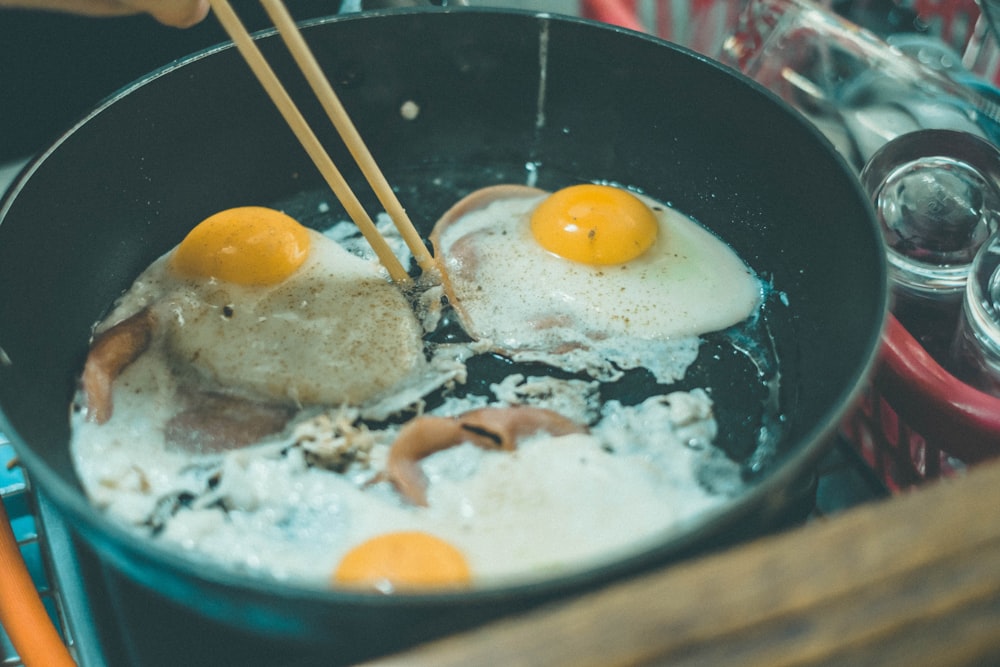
left=436, top=193, right=763, bottom=345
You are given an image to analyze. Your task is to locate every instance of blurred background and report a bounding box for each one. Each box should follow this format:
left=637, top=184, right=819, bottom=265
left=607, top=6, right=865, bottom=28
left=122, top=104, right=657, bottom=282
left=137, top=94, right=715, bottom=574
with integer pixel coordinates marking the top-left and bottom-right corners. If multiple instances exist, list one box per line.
left=1, top=0, right=996, bottom=164
left=0, top=1, right=573, bottom=164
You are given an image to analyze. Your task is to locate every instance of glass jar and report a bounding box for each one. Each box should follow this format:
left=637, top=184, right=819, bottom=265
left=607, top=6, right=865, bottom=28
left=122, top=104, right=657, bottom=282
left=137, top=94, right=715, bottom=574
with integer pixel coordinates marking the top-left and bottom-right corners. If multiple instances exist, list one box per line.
left=861, top=129, right=1000, bottom=361
left=949, top=231, right=1000, bottom=396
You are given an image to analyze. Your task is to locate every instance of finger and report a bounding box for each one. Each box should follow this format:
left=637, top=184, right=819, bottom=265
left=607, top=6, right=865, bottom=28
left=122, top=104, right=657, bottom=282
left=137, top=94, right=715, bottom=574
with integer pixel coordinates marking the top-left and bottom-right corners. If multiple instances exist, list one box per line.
left=0, top=0, right=210, bottom=27
left=142, top=0, right=210, bottom=28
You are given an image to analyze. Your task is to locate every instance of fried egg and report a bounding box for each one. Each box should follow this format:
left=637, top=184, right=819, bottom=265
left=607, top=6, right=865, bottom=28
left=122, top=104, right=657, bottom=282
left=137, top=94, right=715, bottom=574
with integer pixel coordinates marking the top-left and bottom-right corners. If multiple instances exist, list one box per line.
left=140, top=383, right=739, bottom=589
left=70, top=206, right=472, bottom=515
left=95, top=206, right=427, bottom=408
left=333, top=531, right=472, bottom=592
left=431, top=184, right=762, bottom=381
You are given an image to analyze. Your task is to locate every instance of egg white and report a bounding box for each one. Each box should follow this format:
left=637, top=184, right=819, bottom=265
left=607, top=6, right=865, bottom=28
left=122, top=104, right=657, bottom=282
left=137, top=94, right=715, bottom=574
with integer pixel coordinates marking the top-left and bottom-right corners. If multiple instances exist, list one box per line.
left=95, top=229, right=431, bottom=408
left=432, top=185, right=763, bottom=382
left=111, top=384, right=739, bottom=587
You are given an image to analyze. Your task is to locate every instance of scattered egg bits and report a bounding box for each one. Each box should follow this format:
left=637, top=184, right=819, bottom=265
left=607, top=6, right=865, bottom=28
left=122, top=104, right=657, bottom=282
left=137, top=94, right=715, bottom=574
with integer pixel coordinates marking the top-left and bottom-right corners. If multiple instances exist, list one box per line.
left=333, top=531, right=472, bottom=593
left=430, top=183, right=762, bottom=376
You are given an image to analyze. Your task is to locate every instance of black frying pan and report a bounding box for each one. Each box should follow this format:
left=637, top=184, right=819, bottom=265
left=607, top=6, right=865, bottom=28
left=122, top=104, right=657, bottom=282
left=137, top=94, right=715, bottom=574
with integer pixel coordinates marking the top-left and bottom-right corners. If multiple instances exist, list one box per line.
left=0, top=8, right=886, bottom=664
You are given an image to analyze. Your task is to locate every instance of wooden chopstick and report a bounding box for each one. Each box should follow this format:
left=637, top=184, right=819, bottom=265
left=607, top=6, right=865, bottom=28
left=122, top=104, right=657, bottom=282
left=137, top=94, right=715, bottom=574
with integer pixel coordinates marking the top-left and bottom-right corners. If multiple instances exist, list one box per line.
left=207, top=0, right=413, bottom=286
left=261, top=0, right=435, bottom=274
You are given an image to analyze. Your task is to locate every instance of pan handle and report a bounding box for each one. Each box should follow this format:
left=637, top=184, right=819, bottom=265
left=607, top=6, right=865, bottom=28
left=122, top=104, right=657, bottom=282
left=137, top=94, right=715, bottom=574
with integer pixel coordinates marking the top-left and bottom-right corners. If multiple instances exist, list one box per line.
left=875, top=313, right=1000, bottom=464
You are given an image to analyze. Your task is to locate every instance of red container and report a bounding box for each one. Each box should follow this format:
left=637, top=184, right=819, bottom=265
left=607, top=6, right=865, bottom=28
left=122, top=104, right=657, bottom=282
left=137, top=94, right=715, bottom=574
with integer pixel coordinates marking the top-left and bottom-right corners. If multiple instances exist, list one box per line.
left=841, top=315, right=1000, bottom=491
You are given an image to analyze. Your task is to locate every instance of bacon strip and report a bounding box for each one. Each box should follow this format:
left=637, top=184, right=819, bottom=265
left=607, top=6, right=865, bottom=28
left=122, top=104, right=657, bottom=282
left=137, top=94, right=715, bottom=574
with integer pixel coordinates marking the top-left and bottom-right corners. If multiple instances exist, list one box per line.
left=386, top=406, right=586, bottom=506
left=164, top=392, right=294, bottom=454
left=80, top=309, right=155, bottom=424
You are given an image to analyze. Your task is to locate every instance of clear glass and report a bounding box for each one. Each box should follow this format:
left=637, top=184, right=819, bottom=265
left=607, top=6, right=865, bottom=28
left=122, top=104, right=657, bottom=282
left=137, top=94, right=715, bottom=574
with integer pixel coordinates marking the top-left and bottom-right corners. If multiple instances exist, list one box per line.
left=950, top=232, right=1000, bottom=397
left=860, top=129, right=1000, bottom=360
left=878, top=156, right=997, bottom=296
left=965, top=1, right=1000, bottom=84
left=720, top=0, right=1000, bottom=170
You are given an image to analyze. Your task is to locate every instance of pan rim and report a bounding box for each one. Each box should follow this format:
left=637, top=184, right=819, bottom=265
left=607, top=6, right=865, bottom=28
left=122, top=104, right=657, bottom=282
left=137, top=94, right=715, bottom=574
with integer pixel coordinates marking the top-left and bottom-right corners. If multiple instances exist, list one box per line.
left=0, top=4, right=888, bottom=629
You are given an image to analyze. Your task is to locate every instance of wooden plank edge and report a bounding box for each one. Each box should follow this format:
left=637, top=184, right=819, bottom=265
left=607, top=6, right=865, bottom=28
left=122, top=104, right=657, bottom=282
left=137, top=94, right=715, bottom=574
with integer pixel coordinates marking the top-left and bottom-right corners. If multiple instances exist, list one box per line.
left=365, top=459, right=1000, bottom=667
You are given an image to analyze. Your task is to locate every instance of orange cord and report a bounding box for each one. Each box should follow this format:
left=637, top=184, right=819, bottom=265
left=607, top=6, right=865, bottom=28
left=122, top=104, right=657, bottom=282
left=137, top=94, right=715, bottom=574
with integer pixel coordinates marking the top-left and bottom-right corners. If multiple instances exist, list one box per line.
left=0, top=497, right=76, bottom=667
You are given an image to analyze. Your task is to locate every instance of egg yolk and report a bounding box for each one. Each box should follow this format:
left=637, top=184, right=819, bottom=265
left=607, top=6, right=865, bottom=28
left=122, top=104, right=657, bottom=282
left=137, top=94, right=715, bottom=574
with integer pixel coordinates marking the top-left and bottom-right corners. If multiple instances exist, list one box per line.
left=333, top=531, right=471, bottom=592
left=529, top=184, right=659, bottom=265
left=171, top=206, right=311, bottom=286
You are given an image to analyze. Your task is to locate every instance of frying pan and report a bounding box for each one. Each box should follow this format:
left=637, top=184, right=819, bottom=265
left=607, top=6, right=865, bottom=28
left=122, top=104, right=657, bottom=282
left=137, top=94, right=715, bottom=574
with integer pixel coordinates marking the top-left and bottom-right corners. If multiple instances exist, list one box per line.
left=0, top=7, right=886, bottom=664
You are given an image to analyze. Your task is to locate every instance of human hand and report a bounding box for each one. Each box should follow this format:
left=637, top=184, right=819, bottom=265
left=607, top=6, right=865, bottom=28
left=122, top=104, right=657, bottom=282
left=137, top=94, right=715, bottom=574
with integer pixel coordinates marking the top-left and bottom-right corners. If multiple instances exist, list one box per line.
left=0, top=0, right=211, bottom=27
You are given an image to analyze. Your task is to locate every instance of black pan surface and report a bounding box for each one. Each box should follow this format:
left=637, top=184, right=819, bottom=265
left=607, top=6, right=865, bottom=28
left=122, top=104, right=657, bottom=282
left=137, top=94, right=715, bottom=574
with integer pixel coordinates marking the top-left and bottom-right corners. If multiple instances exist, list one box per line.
left=0, top=8, right=886, bottom=663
